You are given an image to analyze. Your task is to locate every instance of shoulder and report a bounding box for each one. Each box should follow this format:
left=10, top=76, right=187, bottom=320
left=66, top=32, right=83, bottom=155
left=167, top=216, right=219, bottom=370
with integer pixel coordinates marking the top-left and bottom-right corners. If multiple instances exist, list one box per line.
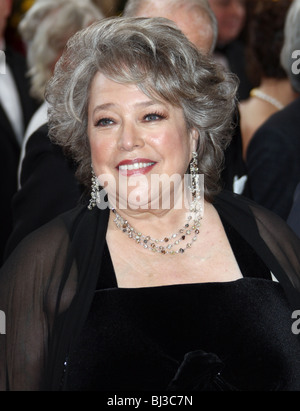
left=6, top=207, right=78, bottom=264
left=19, top=121, right=78, bottom=189
left=2, top=203, right=107, bottom=274
left=214, top=190, right=300, bottom=268
left=214, top=190, right=300, bottom=308
left=215, top=189, right=296, bottom=230
left=253, top=97, right=300, bottom=138
left=247, top=100, right=300, bottom=160
left=19, top=120, right=49, bottom=177
left=23, top=102, right=48, bottom=143
left=19, top=123, right=54, bottom=187
left=24, top=123, right=51, bottom=153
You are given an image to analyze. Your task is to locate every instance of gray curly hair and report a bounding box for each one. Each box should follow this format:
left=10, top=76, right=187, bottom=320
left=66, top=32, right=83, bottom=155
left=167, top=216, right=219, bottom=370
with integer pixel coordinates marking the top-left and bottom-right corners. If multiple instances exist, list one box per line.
left=45, top=16, right=238, bottom=201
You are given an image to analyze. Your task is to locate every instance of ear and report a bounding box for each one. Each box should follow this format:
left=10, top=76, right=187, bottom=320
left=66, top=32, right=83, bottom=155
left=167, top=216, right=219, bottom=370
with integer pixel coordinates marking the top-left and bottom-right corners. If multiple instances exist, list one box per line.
left=189, top=128, right=199, bottom=153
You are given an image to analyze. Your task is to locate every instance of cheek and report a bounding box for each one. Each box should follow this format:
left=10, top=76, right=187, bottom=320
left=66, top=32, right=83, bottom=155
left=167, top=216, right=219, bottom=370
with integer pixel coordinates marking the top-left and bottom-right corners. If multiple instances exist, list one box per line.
left=89, top=136, right=113, bottom=175
left=158, top=130, right=191, bottom=169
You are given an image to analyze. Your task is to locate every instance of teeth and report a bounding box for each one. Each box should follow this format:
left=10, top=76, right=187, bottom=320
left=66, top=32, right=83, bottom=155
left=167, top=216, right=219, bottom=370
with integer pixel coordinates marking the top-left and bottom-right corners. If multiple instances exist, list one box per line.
left=119, top=162, right=154, bottom=171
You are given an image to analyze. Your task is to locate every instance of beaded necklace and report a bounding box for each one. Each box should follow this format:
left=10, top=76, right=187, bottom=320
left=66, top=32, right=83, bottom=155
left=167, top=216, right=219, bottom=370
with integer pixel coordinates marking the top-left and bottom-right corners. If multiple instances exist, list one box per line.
left=111, top=206, right=202, bottom=255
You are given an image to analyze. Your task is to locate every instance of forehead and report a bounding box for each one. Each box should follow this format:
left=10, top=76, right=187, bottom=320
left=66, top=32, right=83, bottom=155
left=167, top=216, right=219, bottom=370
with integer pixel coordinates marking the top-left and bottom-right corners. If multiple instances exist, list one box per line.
left=88, top=72, right=185, bottom=117
left=89, top=72, right=157, bottom=106
left=90, top=72, right=140, bottom=95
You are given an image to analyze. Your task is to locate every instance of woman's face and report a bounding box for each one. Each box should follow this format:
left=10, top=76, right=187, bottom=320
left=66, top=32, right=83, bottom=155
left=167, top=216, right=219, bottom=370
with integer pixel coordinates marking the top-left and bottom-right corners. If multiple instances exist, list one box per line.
left=208, top=0, right=246, bottom=46
left=88, top=72, right=198, bottom=210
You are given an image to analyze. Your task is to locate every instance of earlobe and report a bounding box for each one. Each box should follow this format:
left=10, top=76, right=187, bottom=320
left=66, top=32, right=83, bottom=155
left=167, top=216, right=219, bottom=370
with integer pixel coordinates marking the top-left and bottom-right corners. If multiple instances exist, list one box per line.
left=190, top=128, right=199, bottom=152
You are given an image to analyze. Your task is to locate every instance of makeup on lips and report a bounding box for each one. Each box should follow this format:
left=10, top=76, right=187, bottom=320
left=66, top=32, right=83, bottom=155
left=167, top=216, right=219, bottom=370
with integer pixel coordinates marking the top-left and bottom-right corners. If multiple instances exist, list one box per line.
left=117, top=158, right=156, bottom=176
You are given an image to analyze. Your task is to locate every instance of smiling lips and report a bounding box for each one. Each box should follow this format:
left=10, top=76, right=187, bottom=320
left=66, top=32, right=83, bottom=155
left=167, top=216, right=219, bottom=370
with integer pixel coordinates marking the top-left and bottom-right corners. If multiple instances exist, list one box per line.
left=117, top=158, right=156, bottom=176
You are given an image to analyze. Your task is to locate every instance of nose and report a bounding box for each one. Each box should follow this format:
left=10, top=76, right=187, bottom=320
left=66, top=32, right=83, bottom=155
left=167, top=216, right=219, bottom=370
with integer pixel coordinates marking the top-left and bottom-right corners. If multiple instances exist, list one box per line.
left=117, top=121, right=144, bottom=151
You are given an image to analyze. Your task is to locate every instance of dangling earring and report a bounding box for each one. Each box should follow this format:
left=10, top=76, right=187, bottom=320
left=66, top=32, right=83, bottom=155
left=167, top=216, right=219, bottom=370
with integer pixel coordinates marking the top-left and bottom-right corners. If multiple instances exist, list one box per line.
left=87, top=167, right=100, bottom=210
left=189, top=151, right=202, bottom=214
left=190, top=152, right=200, bottom=199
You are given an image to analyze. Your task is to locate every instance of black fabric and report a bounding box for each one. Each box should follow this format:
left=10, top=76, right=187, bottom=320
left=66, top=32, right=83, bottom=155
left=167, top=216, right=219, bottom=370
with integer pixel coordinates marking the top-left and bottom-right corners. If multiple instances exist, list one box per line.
left=0, top=114, right=19, bottom=266
left=288, top=183, right=300, bottom=239
left=219, top=214, right=271, bottom=280
left=64, top=279, right=300, bottom=391
left=0, top=47, right=39, bottom=266
left=1, top=190, right=300, bottom=391
left=220, top=108, right=249, bottom=196
left=4, top=124, right=83, bottom=260
left=63, top=216, right=296, bottom=391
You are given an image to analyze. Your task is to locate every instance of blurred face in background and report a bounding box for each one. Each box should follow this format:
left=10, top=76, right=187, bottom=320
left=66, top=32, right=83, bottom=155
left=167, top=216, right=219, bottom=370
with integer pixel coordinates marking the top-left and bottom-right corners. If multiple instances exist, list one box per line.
left=0, top=0, right=12, bottom=40
left=208, top=0, right=246, bottom=46
left=132, top=1, right=214, bottom=54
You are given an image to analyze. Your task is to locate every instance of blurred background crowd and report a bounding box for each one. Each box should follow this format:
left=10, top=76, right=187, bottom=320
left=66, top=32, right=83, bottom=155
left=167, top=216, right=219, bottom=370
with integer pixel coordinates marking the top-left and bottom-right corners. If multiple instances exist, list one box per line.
left=5, top=0, right=127, bottom=53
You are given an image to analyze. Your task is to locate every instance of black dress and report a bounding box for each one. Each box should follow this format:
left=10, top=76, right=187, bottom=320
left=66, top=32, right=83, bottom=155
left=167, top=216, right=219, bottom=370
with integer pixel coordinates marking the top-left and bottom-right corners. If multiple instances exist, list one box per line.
left=1, top=190, right=300, bottom=391
left=64, top=219, right=300, bottom=391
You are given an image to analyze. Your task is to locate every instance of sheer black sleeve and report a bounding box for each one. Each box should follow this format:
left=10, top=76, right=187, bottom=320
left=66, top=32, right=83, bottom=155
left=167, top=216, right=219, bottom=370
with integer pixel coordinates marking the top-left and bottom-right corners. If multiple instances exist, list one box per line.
left=0, top=215, right=79, bottom=390
left=0, top=204, right=108, bottom=391
left=215, top=190, right=300, bottom=310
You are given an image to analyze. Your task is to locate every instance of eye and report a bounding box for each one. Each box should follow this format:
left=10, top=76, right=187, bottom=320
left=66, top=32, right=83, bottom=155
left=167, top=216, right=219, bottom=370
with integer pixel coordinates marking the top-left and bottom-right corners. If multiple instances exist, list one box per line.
left=143, top=112, right=166, bottom=122
left=95, top=117, right=114, bottom=127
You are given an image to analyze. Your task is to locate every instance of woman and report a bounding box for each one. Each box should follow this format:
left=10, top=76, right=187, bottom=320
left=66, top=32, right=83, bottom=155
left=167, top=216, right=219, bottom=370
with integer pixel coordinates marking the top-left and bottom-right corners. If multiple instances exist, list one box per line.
left=1, top=17, right=300, bottom=391
left=245, top=0, right=300, bottom=220
left=239, top=0, right=297, bottom=160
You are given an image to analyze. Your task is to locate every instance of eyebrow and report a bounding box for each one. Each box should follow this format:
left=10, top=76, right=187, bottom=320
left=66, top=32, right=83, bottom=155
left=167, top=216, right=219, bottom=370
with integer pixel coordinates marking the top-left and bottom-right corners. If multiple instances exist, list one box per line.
left=92, top=100, right=164, bottom=116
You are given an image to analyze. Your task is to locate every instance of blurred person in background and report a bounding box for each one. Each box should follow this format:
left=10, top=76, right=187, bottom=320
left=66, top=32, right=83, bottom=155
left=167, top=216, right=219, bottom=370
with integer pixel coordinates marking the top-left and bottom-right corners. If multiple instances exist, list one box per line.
left=123, top=0, right=218, bottom=54
left=208, top=0, right=253, bottom=100
left=0, top=0, right=38, bottom=266
left=245, top=0, right=300, bottom=220
left=4, top=0, right=35, bottom=53
left=239, top=0, right=297, bottom=160
left=4, top=0, right=104, bottom=259
left=18, top=0, right=103, bottom=147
